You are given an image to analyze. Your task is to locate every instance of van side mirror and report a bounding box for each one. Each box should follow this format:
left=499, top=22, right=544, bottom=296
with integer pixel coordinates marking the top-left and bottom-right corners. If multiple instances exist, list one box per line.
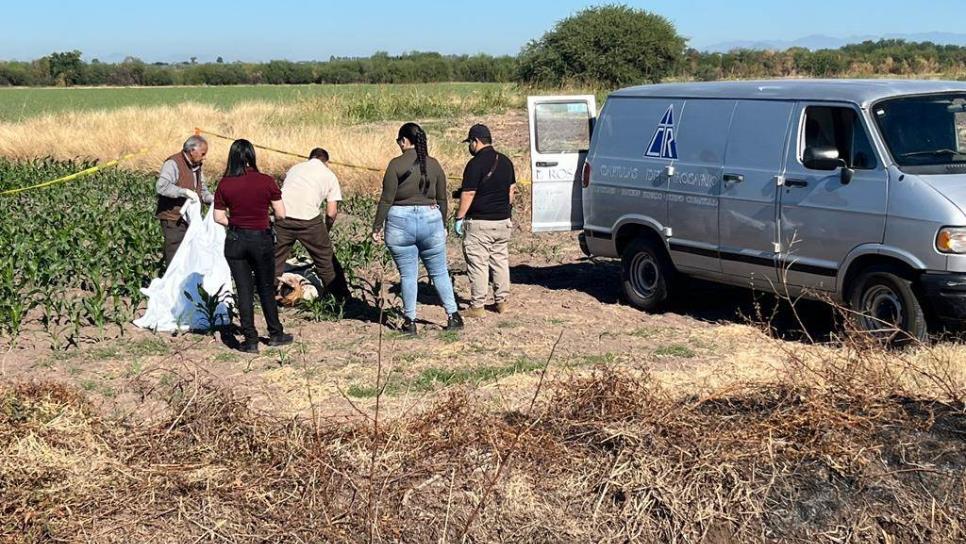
left=841, top=167, right=854, bottom=185
left=804, top=146, right=854, bottom=185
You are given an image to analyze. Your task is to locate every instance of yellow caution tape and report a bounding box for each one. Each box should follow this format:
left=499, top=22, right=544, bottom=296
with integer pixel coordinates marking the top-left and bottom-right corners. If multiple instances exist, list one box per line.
left=195, top=127, right=531, bottom=185
left=0, top=148, right=151, bottom=197
left=197, top=128, right=386, bottom=175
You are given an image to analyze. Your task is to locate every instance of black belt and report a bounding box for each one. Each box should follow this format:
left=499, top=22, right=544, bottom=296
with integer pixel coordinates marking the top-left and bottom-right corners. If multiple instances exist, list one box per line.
left=229, top=225, right=272, bottom=234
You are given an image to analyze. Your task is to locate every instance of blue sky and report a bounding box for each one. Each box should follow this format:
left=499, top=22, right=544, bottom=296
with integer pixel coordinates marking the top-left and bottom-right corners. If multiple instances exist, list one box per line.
left=2, top=0, right=965, bottom=62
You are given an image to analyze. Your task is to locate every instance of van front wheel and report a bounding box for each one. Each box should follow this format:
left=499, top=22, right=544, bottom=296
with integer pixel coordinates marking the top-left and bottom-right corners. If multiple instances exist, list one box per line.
left=848, top=265, right=928, bottom=345
left=621, top=238, right=673, bottom=313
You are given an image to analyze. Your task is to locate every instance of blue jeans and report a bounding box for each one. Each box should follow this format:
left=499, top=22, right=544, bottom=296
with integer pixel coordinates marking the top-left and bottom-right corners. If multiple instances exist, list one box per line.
left=385, top=206, right=458, bottom=320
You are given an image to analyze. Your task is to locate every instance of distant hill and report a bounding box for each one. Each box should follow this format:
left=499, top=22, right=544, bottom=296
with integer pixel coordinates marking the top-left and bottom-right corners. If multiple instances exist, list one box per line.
left=700, top=33, right=966, bottom=52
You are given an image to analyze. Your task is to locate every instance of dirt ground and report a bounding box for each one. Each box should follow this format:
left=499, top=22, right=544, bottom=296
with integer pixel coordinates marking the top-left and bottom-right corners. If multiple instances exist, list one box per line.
left=4, top=223, right=962, bottom=426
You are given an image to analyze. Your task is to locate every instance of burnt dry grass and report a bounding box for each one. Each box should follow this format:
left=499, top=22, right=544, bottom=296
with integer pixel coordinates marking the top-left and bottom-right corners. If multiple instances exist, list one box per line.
left=2, top=357, right=964, bottom=543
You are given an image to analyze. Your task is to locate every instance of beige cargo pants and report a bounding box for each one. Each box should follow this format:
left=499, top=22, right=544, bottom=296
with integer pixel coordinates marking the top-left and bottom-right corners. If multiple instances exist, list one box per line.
left=462, top=218, right=512, bottom=309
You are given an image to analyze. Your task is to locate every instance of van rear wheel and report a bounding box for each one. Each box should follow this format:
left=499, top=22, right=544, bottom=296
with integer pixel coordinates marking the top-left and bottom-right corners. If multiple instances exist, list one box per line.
left=621, top=238, right=673, bottom=313
left=848, top=265, right=928, bottom=346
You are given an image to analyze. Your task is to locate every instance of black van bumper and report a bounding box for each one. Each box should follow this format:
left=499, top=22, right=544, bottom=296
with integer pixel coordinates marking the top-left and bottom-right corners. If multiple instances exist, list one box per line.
left=580, top=229, right=618, bottom=258
left=920, top=272, right=966, bottom=322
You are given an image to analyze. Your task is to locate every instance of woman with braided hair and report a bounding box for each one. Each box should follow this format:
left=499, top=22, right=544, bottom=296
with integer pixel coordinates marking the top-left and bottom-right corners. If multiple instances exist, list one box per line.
left=372, top=122, right=463, bottom=335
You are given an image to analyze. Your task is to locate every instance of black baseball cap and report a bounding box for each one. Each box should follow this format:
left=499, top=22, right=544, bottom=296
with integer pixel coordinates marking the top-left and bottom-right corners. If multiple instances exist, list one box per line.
left=462, top=124, right=492, bottom=143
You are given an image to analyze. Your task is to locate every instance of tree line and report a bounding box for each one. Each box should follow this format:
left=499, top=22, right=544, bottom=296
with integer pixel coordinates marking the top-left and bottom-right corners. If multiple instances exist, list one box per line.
left=0, top=51, right=518, bottom=87
left=685, top=40, right=966, bottom=82
left=3, top=5, right=966, bottom=88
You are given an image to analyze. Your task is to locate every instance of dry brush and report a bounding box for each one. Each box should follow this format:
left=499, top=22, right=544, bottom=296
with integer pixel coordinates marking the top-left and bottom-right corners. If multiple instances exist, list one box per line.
left=2, top=343, right=964, bottom=543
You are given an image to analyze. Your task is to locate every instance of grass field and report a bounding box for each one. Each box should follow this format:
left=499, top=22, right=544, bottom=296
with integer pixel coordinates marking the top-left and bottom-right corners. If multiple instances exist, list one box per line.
left=0, top=83, right=531, bottom=192
left=0, top=82, right=513, bottom=122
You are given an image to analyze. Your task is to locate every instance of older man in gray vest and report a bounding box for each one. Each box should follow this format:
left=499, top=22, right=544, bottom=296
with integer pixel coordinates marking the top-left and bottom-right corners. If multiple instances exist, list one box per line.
left=155, top=135, right=214, bottom=267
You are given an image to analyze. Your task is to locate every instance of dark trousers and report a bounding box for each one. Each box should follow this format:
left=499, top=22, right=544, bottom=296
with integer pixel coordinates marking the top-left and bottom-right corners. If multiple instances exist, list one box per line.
left=274, top=216, right=350, bottom=298
left=225, top=228, right=284, bottom=342
left=160, top=218, right=188, bottom=268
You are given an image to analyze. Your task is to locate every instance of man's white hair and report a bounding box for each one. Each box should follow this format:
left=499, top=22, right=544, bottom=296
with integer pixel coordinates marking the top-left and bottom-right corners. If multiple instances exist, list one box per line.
left=183, top=135, right=208, bottom=153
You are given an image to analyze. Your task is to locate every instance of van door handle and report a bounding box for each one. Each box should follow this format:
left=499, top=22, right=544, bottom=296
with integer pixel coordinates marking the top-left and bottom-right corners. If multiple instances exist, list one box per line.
left=785, top=178, right=809, bottom=188
left=536, top=161, right=558, bottom=167
left=723, top=173, right=744, bottom=184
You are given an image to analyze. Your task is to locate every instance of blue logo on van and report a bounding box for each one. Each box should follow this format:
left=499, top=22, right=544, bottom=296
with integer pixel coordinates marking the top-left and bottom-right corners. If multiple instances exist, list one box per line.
left=645, top=105, right=678, bottom=160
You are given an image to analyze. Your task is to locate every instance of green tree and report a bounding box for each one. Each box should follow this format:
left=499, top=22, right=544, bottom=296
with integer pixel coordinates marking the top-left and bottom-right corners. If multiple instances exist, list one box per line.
left=110, top=57, right=146, bottom=86
left=516, top=4, right=686, bottom=86
left=47, top=50, right=84, bottom=86
left=0, top=62, right=38, bottom=86
left=143, top=65, right=177, bottom=86
left=80, top=62, right=114, bottom=85
left=261, top=60, right=313, bottom=84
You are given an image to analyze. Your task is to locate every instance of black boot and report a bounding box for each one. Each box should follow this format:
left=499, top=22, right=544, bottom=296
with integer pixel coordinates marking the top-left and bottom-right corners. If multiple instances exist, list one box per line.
left=446, top=312, right=464, bottom=331
left=268, top=333, right=294, bottom=347
left=401, top=318, right=417, bottom=336
left=239, top=338, right=259, bottom=354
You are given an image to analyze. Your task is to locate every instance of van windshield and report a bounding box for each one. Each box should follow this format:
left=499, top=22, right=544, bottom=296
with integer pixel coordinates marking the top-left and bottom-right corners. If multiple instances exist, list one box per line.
left=874, top=93, right=966, bottom=174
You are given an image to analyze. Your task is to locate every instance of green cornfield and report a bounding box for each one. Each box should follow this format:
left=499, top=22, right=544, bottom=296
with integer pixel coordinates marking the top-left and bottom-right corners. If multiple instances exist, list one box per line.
left=0, top=159, right=387, bottom=348
left=0, top=159, right=160, bottom=347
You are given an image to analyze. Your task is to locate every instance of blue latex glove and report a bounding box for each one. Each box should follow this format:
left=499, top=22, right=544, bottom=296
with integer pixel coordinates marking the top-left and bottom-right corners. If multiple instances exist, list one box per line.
left=454, top=218, right=465, bottom=237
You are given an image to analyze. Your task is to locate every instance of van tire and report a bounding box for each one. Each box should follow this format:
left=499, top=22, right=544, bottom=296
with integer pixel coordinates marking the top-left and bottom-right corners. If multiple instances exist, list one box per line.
left=848, top=265, right=928, bottom=346
left=621, top=238, right=674, bottom=313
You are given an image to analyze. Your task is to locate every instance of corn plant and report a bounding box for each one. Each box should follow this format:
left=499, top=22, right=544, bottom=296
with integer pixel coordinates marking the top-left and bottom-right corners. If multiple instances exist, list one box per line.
left=82, top=279, right=109, bottom=338
left=333, top=194, right=392, bottom=289
left=297, top=294, right=345, bottom=322
left=184, top=283, right=232, bottom=335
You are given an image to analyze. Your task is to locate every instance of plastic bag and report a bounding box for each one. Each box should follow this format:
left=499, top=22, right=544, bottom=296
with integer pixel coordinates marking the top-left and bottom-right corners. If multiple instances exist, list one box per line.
left=134, top=200, right=233, bottom=332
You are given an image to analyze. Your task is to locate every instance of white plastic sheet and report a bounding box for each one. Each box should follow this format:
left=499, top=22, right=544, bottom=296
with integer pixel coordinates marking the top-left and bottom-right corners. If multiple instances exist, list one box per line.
left=134, top=200, right=233, bottom=332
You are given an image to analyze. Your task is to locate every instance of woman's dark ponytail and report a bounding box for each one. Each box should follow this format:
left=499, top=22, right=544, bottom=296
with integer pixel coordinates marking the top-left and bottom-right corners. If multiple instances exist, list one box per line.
left=414, top=129, right=428, bottom=179
left=398, top=122, right=429, bottom=179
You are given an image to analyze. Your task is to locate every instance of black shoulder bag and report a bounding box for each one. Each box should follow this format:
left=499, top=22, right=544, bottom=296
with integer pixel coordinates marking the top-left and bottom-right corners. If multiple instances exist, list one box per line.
left=452, top=154, right=500, bottom=200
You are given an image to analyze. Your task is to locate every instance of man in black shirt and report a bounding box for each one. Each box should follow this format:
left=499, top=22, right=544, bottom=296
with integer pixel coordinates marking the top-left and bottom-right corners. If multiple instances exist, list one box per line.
left=454, top=124, right=517, bottom=317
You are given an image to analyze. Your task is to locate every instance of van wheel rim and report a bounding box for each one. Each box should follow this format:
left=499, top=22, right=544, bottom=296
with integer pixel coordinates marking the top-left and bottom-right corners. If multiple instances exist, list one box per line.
left=630, top=253, right=660, bottom=298
left=859, top=285, right=904, bottom=333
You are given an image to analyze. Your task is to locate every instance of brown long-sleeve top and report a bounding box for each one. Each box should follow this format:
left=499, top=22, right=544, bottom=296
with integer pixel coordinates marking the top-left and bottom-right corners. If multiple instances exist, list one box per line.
left=372, top=149, right=448, bottom=232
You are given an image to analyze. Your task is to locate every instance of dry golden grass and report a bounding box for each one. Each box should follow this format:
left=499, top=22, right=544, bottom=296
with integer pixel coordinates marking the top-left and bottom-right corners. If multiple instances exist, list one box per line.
left=649, top=325, right=965, bottom=397
left=0, top=98, right=531, bottom=194
left=2, top=355, right=964, bottom=542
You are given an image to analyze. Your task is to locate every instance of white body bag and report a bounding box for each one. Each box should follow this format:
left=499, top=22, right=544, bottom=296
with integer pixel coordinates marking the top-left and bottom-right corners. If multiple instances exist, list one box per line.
left=134, top=200, right=233, bottom=332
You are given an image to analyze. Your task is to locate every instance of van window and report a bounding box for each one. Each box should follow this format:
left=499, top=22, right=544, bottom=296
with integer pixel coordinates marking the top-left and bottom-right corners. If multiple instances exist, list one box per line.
left=593, top=98, right=686, bottom=160
left=673, top=100, right=734, bottom=165
left=726, top=100, right=794, bottom=170
left=534, top=102, right=592, bottom=154
left=874, top=93, right=966, bottom=174
left=801, top=106, right=877, bottom=170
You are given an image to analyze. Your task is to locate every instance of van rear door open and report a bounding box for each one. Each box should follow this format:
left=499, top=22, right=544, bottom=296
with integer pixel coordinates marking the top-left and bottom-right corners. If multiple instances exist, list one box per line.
left=528, top=95, right=597, bottom=232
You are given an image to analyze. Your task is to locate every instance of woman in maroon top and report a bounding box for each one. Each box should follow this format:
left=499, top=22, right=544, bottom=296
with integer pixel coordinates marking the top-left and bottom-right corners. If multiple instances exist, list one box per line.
left=213, top=139, right=293, bottom=353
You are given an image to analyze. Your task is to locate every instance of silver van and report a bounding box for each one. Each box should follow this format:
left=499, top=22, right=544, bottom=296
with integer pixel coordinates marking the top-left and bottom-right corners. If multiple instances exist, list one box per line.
left=527, top=81, right=966, bottom=341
